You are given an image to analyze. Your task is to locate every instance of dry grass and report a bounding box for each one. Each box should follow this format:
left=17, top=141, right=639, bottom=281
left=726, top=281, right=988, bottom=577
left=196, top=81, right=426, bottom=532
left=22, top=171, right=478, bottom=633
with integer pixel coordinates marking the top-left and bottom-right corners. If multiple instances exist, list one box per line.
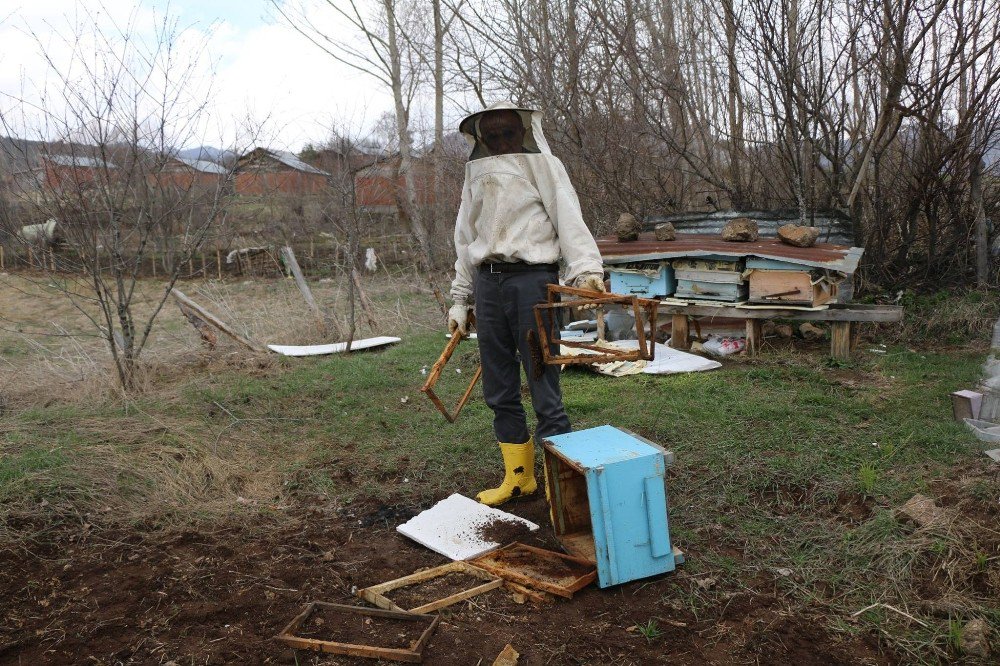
left=0, top=267, right=447, bottom=407
left=0, top=267, right=451, bottom=535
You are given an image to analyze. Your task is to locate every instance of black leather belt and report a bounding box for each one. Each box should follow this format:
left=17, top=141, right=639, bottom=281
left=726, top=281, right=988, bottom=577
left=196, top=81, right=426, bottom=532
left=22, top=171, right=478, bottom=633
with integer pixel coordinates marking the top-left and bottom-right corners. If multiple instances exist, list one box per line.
left=479, top=261, right=559, bottom=274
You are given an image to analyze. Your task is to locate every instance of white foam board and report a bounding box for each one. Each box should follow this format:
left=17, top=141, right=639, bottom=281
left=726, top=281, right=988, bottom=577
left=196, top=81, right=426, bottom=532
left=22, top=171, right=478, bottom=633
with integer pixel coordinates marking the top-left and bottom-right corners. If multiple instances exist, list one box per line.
left=267, top=336, right=401, bottom=357
left=396, top=493, right=539, bottom=561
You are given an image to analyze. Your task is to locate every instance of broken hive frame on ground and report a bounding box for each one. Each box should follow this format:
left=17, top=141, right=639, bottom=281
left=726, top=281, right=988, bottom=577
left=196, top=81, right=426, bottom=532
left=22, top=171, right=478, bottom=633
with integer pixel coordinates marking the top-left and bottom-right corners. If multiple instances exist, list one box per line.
left=471, top=542, right=598, bottom=598
left=274, top=602, right=439, bottom=663
left=532, top=284, right=659, bottom=366
left=357, top=561, right=504, bottom=614
left=420, top=329, right=482, bottom=422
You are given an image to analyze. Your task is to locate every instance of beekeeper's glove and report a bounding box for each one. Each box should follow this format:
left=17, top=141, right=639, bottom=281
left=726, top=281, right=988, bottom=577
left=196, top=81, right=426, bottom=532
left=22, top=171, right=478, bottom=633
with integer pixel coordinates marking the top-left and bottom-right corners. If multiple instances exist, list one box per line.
left=448, top=303, right=473, bottom=337
left=574, top=273, right=607, bottom=294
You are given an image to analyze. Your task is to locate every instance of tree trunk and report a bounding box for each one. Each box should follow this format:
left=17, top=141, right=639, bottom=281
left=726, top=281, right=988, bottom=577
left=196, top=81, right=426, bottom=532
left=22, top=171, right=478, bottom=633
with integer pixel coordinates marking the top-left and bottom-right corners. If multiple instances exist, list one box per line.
left=723, top=0, right=745, bottom=207
left=971, top=156, right=989, bottom=287
left=384, top=0, right=432, bottom=272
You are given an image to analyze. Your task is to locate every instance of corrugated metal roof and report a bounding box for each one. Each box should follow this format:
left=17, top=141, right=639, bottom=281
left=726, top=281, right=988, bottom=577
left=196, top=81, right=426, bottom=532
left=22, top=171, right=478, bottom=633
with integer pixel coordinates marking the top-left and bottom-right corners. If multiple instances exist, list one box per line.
left=174, top=156, right=227, bottom=174
left=45, top=154, right=117, bottom=168
left=269, top=149, right=329, bottom=176
left=598, top=233, right=864, bottom=273
left=645, top=210, right=855, bottom=246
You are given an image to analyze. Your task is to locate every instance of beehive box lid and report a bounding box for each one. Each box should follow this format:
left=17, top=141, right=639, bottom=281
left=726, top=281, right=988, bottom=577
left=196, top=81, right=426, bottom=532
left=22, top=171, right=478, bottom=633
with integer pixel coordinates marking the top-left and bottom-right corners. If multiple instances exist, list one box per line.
left=544, top=425, right=668, bottom=469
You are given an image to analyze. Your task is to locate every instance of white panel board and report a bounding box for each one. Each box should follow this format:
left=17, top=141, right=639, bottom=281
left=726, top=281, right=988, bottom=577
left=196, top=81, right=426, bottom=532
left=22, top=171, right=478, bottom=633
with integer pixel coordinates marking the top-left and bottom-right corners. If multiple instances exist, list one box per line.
left=267, top=336, right=401, bottom=357
left=396, top=493, right=539, bottom=561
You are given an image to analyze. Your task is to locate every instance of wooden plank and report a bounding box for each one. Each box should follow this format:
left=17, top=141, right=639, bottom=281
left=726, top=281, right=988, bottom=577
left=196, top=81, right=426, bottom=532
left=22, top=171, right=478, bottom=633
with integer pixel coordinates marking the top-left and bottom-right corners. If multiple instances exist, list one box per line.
left=658, top=302, right=903, bottom=322
left=745, top=319, right=763, bottom=356
left=670, top=314, right=690, bottom=349
left=280, top=246, right=326, bottom=335
left=171, top=289, right=266, bottom=352
left=504, top=580, right=552, bottom=604
left=830, top=321, right=852, bottom=360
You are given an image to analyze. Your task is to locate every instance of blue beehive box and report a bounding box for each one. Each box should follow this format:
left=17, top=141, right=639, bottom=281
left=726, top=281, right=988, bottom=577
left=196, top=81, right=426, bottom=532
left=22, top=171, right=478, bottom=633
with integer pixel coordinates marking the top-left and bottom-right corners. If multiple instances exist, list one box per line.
left=543, top=425, right=682, bottom=588
left=609, top=263, right=676, bottom=298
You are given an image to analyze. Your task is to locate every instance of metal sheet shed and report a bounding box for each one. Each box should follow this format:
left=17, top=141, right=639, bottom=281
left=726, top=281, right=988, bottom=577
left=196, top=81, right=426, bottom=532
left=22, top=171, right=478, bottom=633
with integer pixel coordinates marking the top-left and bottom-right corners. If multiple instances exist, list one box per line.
left=597, top=232, right=864, bottom=274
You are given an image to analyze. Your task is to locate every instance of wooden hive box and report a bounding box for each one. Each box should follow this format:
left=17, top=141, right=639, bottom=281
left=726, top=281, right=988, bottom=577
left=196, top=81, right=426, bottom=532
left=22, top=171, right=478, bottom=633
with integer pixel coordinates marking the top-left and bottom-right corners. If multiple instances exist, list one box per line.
left=673, top=257, right=747, bottom=302
left=747, top=269, right=838, bottom=306
left=542, top=425, right=683, bottom=588
left=609, top=262, right=676, bottom=298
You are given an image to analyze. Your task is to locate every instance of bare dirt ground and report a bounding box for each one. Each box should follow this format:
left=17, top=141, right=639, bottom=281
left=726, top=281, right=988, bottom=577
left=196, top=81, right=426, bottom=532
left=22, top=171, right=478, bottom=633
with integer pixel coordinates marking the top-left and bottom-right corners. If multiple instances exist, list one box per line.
left=0, top=493, right=891, bottom=666
left=2, top=274, right=996, bottom=664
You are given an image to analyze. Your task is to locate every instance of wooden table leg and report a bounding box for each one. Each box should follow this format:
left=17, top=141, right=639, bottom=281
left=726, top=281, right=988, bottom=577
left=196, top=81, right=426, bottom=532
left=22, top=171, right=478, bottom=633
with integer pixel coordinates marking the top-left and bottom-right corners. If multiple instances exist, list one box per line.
left=831, top=321, right=852, bottom=360
left=745, top=319, right=763, bottom=356
left=671, top=314, right=690, bottom=350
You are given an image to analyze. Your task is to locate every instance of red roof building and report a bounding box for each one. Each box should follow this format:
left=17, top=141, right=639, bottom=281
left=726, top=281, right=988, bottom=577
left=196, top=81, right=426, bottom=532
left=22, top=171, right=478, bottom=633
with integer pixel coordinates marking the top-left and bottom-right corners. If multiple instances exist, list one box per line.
left=233, top=148, right=329, bottom=196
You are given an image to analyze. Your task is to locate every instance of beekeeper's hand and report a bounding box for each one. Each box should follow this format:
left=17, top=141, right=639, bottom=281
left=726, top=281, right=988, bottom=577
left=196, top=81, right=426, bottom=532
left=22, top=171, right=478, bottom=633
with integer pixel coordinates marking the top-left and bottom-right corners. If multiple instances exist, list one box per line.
left=448, top=304, right=473, bottom=338
left=574, top=273, right=606, bottom=294
left=573, top=273, right=607, bottom=311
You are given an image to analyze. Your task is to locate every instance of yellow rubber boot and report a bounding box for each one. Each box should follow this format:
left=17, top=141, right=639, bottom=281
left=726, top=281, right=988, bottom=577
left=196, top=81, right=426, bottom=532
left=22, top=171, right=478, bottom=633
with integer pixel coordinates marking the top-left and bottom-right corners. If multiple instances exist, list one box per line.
left=476, top=439, right=537, bottom=506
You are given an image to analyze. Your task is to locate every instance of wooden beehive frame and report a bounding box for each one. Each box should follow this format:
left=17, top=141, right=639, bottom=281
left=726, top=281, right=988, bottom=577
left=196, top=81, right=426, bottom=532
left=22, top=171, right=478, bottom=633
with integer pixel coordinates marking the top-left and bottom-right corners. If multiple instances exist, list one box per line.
left=532, top=284, right=659, bottom=366
left=273, top=601, right=439, bottom=663
left=471, top=542, right=597, bottom=598
left=357, top=561, right=504, bottom=614
left=420, top=327, right=483, bottom=423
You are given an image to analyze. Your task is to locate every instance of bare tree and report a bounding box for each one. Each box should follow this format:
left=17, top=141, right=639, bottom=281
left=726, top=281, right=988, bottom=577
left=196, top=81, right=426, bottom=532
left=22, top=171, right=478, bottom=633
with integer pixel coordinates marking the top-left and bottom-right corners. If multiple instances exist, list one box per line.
left=0, top=10, right=250, bottom=390
left=271, top=0, right=436, bottom=271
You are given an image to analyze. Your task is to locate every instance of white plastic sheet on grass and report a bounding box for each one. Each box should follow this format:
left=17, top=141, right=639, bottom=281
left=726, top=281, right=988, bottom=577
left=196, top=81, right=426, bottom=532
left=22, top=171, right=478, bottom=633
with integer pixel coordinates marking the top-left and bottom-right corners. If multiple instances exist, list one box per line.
left=267, top=336, right=401, bottom=357
left=558, top=340, right=721, bottom=376
left=396, top=493, right=539, bottom=561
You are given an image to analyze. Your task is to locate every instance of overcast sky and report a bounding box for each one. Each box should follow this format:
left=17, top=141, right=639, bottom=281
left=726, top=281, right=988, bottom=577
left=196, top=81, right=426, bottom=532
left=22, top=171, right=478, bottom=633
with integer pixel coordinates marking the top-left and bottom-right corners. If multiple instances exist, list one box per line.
left=0, top=0, right=424, bottom=152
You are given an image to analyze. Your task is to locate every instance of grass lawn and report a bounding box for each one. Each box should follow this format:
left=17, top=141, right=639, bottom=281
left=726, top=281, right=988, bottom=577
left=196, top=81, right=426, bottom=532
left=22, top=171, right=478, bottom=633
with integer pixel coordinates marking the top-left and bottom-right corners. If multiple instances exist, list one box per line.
left=1, top=275, right=998, bottom=664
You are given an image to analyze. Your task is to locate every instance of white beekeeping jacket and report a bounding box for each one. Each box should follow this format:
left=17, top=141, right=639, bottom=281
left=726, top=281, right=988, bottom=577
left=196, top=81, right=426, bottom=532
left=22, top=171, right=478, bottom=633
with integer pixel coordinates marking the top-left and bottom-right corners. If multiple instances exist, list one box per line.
left=449, top=101, right=604, bottom=305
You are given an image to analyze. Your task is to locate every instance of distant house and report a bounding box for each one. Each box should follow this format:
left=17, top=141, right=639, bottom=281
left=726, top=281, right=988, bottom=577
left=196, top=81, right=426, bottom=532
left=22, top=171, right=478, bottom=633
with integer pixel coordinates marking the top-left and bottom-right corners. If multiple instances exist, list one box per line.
left=353, top=156, right=436, bottom=214
left=157, top=156, right=228, bottom=191
left=233, top=148, right=329, bottom=196
left=43, top=154, right=118, bottom=191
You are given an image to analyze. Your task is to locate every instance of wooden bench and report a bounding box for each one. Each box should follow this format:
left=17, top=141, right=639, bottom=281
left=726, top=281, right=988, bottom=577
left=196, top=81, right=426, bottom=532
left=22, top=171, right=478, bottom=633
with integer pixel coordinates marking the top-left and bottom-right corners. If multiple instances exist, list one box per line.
left=660, top=303, right=904, bottom=360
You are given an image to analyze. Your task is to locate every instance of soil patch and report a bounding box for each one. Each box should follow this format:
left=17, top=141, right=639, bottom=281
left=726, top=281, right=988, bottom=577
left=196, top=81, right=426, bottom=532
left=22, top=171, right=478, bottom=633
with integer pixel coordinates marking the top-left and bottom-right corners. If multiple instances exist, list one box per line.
left=384, top=571, right=490, bottom=610
left=0, top=499, right=897, bottom=666
left=474, top=516, right=532, bottom=545
left=294, top=604, right=430, bottom=648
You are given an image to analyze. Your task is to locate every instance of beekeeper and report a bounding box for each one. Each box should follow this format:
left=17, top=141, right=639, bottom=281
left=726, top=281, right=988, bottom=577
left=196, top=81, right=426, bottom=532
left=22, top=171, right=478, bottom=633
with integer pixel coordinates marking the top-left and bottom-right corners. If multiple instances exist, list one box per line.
left=447, top=101, right=605, bottom=506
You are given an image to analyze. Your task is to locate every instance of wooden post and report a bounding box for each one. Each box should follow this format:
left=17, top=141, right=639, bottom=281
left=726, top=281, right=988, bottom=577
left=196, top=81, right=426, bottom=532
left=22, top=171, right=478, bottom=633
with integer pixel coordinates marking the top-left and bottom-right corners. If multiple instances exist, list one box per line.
left=280, top=246, right=327, bottom=335
left=351, top=268, right=379, bottom=331
left=1, top=245, right=5, bottom=270
left=188, top=258, right=194, bottom=277
left=216, top=249, right=222, bottom=279
left=831, top=321, right=852, bottom=360
left=27, top=246, right=33, bottom=269
left=201, top=252, right=206, bottom=277
left=745, top=319, right=763, bottom=356
left=48, top=249, right=55, bottom=271
left=671, top=314, right=690, bottom=350
left=171, top=289, right=267, bottom=351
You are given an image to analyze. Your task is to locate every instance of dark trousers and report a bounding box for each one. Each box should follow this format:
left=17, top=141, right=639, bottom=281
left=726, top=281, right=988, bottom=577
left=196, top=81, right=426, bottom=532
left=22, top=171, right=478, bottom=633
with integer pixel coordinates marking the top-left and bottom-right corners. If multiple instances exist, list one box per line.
left=475, top=269, right=571, bottom=443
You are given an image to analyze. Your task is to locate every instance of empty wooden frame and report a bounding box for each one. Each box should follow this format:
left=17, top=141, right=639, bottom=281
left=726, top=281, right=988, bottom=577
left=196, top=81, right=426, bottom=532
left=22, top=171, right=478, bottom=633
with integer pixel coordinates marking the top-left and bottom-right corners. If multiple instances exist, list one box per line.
left=274, top=602, right=439, bottom=663
left=357, top=561, right=503, bottom=614
left=532, top=284, right=659, bottom=366
left=420, top=329, right=482, bottom=423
